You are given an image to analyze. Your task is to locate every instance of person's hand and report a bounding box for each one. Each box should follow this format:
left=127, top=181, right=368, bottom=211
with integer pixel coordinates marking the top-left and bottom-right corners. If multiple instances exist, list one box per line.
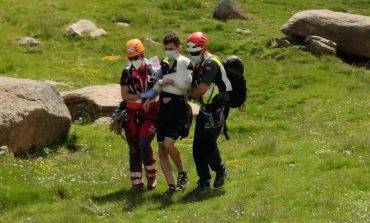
left=142, top=100, right=151, bottom=113
left=160, top=78, right=174, bottom=86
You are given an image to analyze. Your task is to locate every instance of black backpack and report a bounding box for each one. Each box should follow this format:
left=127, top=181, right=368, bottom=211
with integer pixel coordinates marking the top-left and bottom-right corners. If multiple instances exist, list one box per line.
left=222, top=55, right=248, bottom=108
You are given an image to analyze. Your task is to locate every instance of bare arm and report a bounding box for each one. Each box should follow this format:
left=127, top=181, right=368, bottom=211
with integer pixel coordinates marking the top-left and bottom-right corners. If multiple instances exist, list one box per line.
left=121, top=85, right=139, bottom=101
left=188, top=83, right=209, bottom=99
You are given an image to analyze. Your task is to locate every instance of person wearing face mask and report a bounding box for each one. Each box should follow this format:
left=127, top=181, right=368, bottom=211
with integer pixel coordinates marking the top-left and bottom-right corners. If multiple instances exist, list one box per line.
left=187, top=32, right=232, bottom=190
left=118, top=39, right=160, bottom=191
left=139, top=32, right=193, bottom=194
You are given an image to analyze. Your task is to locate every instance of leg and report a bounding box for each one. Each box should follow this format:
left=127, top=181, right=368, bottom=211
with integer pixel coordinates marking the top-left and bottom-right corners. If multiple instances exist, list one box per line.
left=124, top=121, right=143, bottom=188
left=207, top=126, right=224, bottom=174
left=205, top=109, right=227, bottom=188
left=163, top=138, right=184, bottom=173
left=138, top=119, right=157, bottom=189
left=193, top=112, right=212, bottom=185
left=158, top=142, right=175, bottom=185
left=163, top=137, right=188, bottom=190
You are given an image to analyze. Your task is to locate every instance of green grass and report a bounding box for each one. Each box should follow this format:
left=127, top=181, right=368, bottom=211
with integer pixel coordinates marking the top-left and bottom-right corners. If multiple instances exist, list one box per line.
left=0, top=0, right=369, bottom=222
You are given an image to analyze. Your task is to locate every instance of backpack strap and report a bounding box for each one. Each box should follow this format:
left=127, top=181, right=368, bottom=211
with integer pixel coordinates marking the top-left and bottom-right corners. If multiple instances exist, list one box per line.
left=209, top=56, right=233, bottom=92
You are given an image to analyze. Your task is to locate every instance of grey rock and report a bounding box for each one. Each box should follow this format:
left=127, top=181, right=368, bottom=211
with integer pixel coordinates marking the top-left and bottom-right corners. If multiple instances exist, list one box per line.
left=66, top=20, right=97, bottom=36
left=0, top=76, right=71, bottom=153
left=66, top=20, right=107, bottom=38
left=61, top=84, right=121, bottom=121
left=236, top=28, right=251, bottom=35
left=116, top=22, right=130, bottom=27
left=213, top=0, right=251, bottom=21
left=305, top=36, right=337, bottom=55
left=18, top=37, right=39, bottom=47
left=90, top=28, right=107, bottom=38
left=282, top=10, right=370, bottom=58
left=61, top=84, right=201, bottom=121
left=93, top=117, right=112, bottom=125
left=267, top=37, right=293, bottom=48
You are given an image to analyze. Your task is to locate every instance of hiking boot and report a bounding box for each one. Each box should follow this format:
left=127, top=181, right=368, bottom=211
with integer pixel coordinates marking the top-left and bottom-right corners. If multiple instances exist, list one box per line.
left=176, top=171, right=188, bottom=191
left=214, top=167, right=227, bottom=188
left=195, top=181, right=210, bottom=191
left=164, top=184, right=177, bottom=195
left=147, top=177, right=157, bottom=190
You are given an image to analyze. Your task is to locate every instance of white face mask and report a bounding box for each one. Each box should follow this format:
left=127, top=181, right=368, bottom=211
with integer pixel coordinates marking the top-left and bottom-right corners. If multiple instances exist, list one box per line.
left=165, top=50, right=178, bottom=60
left=131, top=59, right=143, bottom=70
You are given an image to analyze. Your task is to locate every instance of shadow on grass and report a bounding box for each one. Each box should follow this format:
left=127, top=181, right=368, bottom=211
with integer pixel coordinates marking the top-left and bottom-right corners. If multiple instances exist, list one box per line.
left=150, top=187, right=226, bottom=210
left=179, top=187, right=226, bottom=204
left=92, top=187, right=226, bottom=211
left=150, top=191, right=177, bottom=210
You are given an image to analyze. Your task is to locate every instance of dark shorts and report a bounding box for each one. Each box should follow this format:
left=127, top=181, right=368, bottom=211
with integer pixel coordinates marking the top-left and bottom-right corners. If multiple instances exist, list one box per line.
left=156, top=92, right=188, bottom=142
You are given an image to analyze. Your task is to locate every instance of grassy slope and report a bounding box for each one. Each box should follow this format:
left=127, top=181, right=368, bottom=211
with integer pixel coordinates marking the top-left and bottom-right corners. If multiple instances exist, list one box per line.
left=0, top=0, right=369, bottom=222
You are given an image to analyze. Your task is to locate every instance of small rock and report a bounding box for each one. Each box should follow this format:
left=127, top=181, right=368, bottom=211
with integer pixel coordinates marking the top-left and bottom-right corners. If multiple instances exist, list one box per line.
left=305, top=36, right=337, bottom=55
left=90, top=28, right=107, bottom=38
left=66, top=20, right=98, bottom=36
left=18, top=37, right=39, bottom=47
left=93, top=117, right=112, bottom=125
left=213, top=0, right=251, bottom=21
left=305, top=35, right=337, bottom=48
left=236, top=28, right=251, bottom=35
left=116, top=22, right=130, bottom=27
left=267, top=37, right=293, bottom=48
left=0, top=146, right=9, bottom=155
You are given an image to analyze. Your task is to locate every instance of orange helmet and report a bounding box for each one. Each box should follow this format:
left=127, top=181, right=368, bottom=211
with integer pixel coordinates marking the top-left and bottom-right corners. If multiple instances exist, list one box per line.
left=125, top=39, right=144, bottom=58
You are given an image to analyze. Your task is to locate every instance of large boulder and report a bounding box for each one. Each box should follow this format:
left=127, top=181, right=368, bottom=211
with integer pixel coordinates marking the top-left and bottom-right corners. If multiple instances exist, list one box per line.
left=62, top=84, right=121, bottom=121
left=0, top=77, right=71, bottom=153
left=281, top=10, right=370, bottom=58
left=213, top=0, right=250, bottom=21
left=62, top=84, right=201, bottom=121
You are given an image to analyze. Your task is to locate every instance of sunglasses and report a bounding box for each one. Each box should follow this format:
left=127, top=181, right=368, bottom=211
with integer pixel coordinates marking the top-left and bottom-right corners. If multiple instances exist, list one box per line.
left=189, top=51, right=202, bottom=56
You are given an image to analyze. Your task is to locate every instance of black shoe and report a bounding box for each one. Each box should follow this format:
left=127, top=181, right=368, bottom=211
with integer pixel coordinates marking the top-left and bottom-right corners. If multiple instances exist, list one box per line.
left=214, top=167, right=227, bottom=188
left=195, top=181, right=210, bottom=191
left=164, top=184, right=177, bottom=195
left=176, top=171, right=188, bottom=190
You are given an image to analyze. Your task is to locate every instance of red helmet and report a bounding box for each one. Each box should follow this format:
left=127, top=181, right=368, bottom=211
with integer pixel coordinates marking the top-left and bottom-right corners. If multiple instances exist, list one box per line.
left=186, top=32, right=208, bottom=52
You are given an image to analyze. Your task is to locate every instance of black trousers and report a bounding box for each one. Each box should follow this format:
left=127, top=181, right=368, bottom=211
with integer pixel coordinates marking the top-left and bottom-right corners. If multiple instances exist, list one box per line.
left=193, top=105, right=226, bottom=184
